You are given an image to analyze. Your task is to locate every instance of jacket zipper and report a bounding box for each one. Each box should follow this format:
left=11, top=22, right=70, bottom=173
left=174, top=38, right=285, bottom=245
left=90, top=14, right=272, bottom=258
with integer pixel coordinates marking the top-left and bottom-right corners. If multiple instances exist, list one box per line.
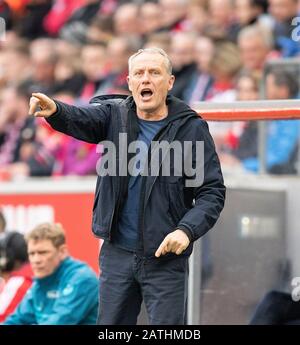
left=138, top=122, right=174, bottom=256
left=108, top=104, right=138, bottom=241
left=139, top=115, right=197, bottom=256
left=107, top=105, right=123, bottom=241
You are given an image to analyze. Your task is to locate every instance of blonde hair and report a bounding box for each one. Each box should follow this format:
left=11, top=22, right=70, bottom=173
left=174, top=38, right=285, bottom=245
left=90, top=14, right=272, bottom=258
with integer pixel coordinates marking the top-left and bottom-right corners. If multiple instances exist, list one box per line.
left=210, top=41, right=241, bottom=78
left=26, top=222, right=66, bottom=248
left=128, top=47, right=173, bottom=75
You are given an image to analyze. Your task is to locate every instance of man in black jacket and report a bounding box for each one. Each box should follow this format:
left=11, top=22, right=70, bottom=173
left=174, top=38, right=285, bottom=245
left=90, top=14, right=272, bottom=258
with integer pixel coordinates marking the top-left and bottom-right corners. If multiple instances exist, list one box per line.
left=28, top=47, right=225, bottom=325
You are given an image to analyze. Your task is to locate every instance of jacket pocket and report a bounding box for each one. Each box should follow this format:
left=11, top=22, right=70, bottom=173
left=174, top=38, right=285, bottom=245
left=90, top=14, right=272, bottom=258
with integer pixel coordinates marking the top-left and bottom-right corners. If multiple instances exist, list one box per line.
left=166, top=182, right=188, bottom=225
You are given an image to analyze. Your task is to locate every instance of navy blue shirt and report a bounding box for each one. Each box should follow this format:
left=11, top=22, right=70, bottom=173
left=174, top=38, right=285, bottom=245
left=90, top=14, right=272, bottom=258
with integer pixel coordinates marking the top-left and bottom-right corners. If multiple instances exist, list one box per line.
left=114, top=117, right=166, bottom=251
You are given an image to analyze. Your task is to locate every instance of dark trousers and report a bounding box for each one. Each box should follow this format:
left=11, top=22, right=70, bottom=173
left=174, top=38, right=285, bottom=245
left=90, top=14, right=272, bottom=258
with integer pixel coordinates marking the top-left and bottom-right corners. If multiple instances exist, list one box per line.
left=97, top=241, right=189, bottom=325
left=250, top=290, right=300, bottom=325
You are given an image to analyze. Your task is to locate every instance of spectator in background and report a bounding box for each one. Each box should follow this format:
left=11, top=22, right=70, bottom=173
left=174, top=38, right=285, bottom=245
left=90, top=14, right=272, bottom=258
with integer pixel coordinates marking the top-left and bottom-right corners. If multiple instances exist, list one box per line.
left=79, top=43, right=108, bottom=102
left=59, top=0, right=102, bottom=45
left=234, top=0, right=270, bottom=30
left=184, top=35, right=215, bottom=104
left=54, top=56, right=84, bottom=98
left=52, top=39, right=85, bottom=97
left=184, top=0, right=209, bottom=35
left=85, top=15, right=114, bottom=45
left=169, top=32, right=197, bottom=100
left=261, top=68, right=300, bottom=174
left=268, top=0, right=300, bottom=56
left=222, top=69, right=299, bottom=174
left=220, top=70, right=261, bottom=167
left=54, top=38, right=82, bottom=60
left=0, top=231, right=33, bottom=323
left=205, top=41, right=242, bottom=154
left=159, top=0, right=188, bottom=32
left=113, top=2, right=140, bottom=37
left=25, top=38, right=59, bottom=95
left=235, top=70, right=261, bottom=102
left=94, top=36, right=137, bottom=96
left=139, top=1, right=163, bottom=39
left=206, top=0, right=240, bottom=41
left=0, top=85, right=34, bottom=169
left=0, top=40, right=31, bottom=87
left=238, top=24, right=278, bottom=78
left=4, top=222, right=98, bottom=325
left=206, top=40, right=241, bottom=102
left=0, top=84, right=54, bottom=179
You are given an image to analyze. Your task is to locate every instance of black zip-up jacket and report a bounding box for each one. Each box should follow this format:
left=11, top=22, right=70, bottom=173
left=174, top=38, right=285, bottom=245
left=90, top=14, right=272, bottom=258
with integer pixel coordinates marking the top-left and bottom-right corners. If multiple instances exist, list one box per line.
left=47, top=94, right=226, bottom=259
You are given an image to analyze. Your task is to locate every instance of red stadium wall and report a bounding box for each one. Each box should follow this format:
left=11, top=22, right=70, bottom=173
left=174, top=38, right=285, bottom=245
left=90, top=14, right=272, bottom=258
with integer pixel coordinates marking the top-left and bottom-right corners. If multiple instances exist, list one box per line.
left=0, top=180, right=100, bottom=273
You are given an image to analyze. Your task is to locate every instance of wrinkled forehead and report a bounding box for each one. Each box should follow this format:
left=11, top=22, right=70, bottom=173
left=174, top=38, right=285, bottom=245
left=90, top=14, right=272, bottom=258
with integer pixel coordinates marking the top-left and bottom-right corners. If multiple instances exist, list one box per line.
left=129, top=52, right=169, bottom=73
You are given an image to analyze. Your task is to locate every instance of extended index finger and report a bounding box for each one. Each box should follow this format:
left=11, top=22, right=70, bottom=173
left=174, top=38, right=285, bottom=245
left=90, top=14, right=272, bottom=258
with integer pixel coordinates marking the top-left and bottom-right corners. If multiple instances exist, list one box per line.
left=29, top=93, right=50, bottom=115
left=155, top=237, right=169, bottom=257
left=29, top=96, right=40, bottom=115
left=31, top=92, right=50, bottom=102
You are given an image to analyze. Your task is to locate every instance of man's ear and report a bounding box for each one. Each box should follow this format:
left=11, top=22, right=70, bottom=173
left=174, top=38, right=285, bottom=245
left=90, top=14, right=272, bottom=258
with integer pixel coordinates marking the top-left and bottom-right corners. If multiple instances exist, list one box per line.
left=58, top=244, right=68, bottom=259
left=168, top=75, right=175, bottom=91
left=127, top=76, right=132, bottom=92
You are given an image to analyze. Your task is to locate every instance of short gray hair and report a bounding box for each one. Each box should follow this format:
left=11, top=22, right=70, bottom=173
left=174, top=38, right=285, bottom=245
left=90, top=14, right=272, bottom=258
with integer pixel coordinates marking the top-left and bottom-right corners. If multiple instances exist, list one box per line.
left=238, top=24, right=274, bottom=50
left=128, top=47, right=173, bottom=75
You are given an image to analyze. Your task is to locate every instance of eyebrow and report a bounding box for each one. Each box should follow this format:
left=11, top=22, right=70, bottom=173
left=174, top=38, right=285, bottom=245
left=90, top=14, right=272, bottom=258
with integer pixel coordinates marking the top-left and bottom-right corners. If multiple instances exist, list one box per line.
left=28, top=250, right=51, bottom=255
left=133, top=67, right=161, bottom=72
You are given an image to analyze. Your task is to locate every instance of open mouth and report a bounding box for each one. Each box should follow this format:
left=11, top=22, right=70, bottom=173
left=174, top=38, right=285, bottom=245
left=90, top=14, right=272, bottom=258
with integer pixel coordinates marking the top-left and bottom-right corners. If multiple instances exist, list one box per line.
left=140, top=89, right=153, bottom=100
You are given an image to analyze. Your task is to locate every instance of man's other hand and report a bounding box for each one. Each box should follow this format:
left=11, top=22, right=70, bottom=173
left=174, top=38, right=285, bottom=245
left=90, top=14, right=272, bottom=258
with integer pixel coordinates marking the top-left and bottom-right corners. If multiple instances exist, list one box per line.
left=155, top=229, right=190, bottom=257
left=29, top=93, right=57, bottom=118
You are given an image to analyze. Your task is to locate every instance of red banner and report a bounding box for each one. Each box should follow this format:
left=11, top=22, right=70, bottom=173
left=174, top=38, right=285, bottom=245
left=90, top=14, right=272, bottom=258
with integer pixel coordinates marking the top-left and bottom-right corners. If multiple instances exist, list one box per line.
left=0, top=192, right=100, bottom=273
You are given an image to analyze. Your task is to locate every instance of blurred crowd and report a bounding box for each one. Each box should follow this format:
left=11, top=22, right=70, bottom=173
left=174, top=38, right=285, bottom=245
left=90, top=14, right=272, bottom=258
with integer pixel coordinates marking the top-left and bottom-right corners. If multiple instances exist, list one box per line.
left=0, top=0, right=300, bottom=180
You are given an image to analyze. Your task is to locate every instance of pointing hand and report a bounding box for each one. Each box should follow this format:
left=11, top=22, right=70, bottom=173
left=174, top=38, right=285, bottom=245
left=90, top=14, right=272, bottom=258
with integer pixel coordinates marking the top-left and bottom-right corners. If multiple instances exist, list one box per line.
left=29, top=93, right=57, bottom=118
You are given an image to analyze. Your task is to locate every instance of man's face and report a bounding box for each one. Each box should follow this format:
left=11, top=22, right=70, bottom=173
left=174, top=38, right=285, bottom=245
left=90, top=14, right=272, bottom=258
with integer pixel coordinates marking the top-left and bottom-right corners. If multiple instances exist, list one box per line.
left=195, top=38, right=215, bottom=73
left=269, top=0, right=298, bottom=22
left=239, top=37, right=268, bottom=71
left=127, top=52, right=175, bottom=118
left=31, top=55, right=55, bottom=84
left=170, top=35, right=195, bottom=70
left=28, top=239, right=66, bottom=279
left=81, top=46, right=106, bottom=81
left=266, top=74, right=289, bottom=100
left=235, top=0, right=257, bottom=25
left=237, top=76, right=258, bottom=101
